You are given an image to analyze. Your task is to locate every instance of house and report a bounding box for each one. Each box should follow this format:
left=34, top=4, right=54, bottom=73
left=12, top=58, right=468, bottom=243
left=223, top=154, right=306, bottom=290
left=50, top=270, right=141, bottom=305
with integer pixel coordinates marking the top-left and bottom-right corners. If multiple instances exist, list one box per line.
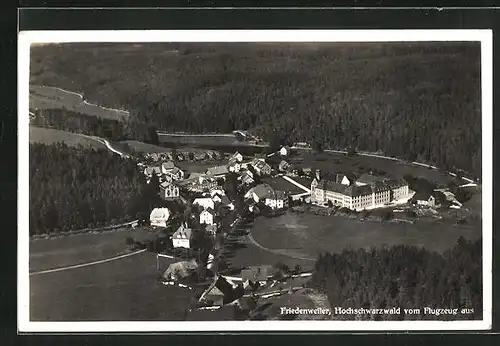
left=200, top=208, right=215, bottom=225
left=251, top=158, right=272, bottom=176
left=245, top=183, right=275, bottom=203
left=230, top=152, right=244, bottom=163
left=241, top=265, right=274, bottom=285
left=150, top=207, right=170, bottom=228
left=211, top=193, right=223, bottom=204
left=206, top=165, right=229, bottom=178
left=159, top=181, right=180, bottom=200
left=279, top=146, right=291, bottom=156
left=205, top=224, right=218, bottom=237
left=144, top=166, right=162, bottom=178
left=161, top=161, right=175, bottom=174
left=151, top=153, right=159, bottom=162
left=202, top=276, right=236, bottom=307
left=172, top=223, right=193, bottom=249
left=167, top=167, right=185, bottom=181
left=278, top=160, right=290, bottom=172
left=239, top=170, right=255, bottom=185
left=193, top=197, right=215, bottom=210
left=209, top=188, right=226, bottom=197
left=265, top=190, right=289, bottom=210
left=413, top=192, right=436, bottom=207
left=228, top=159, right=242, bottom=173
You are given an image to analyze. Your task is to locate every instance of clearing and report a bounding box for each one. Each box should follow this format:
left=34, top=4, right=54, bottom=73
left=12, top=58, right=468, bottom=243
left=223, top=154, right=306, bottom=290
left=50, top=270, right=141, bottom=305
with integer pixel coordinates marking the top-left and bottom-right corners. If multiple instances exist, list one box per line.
left=29, top=229, right=192, bottom=321
left=29, top=85, right=129, bottom=120
left=29, top=227, right=156, bottom=273
left=248, top=211, right=481, bottom=260
left=29, top=126, right=106, bottom=149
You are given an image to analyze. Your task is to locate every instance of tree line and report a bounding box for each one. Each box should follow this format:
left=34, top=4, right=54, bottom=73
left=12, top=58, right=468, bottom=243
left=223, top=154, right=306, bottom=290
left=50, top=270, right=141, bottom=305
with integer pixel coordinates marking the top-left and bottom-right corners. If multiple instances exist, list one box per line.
left=308, top=237, right=482, bottom=320
left=31, top=42, right=482, bottom=178
left=29, top=142, right=156, bottom=235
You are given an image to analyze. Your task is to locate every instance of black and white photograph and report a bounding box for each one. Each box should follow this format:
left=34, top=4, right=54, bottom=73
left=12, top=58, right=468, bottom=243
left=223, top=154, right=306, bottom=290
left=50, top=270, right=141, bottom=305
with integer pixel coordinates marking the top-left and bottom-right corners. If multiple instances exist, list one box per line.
left=18, top=30, right=492, bottom=332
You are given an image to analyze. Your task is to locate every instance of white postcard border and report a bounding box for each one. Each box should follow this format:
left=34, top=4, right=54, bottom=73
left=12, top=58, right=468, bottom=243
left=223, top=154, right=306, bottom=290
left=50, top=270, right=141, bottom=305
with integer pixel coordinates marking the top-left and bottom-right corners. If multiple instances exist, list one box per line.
left=18, top=29, right=493, bottom=332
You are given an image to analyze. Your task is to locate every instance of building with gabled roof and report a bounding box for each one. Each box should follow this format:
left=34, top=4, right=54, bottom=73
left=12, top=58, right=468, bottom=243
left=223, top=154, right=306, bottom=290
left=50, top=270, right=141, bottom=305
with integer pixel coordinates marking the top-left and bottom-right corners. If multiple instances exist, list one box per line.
left=172, top=223, right=192, bottom=249
left=206, top=165, right=229, bottom=177
left=200, top=208, right=215, bottom=225
left=265, top=190, right=289, bottom=210
left=193, top=197, right=215, bottom=210
left=150, top=207, right=171, bottom=228
left=160, top=181, right=180, bottom=200
left=311, top=171, right=410, bottom=211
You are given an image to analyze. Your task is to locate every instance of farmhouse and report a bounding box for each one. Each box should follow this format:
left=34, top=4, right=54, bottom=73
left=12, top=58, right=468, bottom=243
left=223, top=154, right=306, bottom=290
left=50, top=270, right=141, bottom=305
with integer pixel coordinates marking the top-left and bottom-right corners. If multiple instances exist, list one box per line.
left=228, top=159, right=242, bottom=173
left=150, top=207, right=170, bottom=228
left=250, top=158, right=272, bottom=176
left=172, top=223, right=193, bottom=249
left=159, top=181, right=180, bottom=200
left=205, top=224, right=218, bottom=238
left=279, top=160, right=290, bottom=172
left=202, top=276, right=235, bottom=307
left=413, top=192, right=436, bottom=207
left=244, top=183, right=275, bottom=203
left=193, top=197, right=215, bottom=210
left=265, top=190, right=289, bottom=210
left=200, top=208, right=215, bottom=225
left=310, top=171, right=410, bottom=211
left=279, top=146, right=291, bottom=156
left=144, top=166, right=162, bottom=178
left=230, top=151, right=244, bottom=162
left=241, top=265, right=273, bottom=285
left=162, top=161, right=184, bottom=180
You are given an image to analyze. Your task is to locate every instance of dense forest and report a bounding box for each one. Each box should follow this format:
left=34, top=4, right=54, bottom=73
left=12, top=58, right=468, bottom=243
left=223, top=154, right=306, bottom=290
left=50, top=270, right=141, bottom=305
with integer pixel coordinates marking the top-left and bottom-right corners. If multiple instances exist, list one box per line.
left=309, top=237, right=482, bottom=320
left=30, top=42, right=482, bottom=177
left=29, top=143, right=158, bottom=235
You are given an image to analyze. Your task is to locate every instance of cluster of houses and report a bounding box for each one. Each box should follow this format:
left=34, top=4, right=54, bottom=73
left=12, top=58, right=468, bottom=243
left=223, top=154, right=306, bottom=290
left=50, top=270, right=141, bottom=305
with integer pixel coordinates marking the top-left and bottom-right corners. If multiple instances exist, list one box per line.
left=141, top=150, right=224, bottom=163
left=147, top=150, right=282, bottom=250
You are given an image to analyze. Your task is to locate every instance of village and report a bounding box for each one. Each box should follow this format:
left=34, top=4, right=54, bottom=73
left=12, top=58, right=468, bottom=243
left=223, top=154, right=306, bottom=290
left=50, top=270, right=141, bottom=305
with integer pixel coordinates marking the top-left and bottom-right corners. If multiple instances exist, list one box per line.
left=128, top=140, right=468, bottom=316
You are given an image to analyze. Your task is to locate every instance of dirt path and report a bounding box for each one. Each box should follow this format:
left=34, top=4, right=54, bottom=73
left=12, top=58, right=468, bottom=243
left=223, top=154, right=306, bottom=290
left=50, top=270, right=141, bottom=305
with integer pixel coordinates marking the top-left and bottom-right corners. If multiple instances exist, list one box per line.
left=246, top=230, right=316, bottom=261
left=30, top=249, right=147, bottom=276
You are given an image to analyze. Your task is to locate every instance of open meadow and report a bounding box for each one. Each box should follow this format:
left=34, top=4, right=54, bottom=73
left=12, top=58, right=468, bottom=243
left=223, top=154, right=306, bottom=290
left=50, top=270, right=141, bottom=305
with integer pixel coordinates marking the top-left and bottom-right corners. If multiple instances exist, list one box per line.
left=29, top=228, right=193, bottom=321
left=247, top=212, right=481, bottom=261
left=29, top=126, right=106, bottom=149
left=30, top=251, right=192, bottom=321
left=29, top=85, right=128, bottom=120
left=29, top=227, right=156, bottom=273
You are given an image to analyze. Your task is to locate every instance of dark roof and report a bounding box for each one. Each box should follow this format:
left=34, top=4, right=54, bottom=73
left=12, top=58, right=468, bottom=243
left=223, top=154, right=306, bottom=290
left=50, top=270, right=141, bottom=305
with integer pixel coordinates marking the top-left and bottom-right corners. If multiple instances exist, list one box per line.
left=343, top=184, right=373, bottom=197
left=357, top=173, right=385, bottom=184
left=371, top=181, right=391, bottom=193
left=206, top=276, right=234, bottom=298
left=385, top=178, right=407, bottom=189
left=413, top=191, right=433, bottom=200
left=316, top=179, right=347, bottom=193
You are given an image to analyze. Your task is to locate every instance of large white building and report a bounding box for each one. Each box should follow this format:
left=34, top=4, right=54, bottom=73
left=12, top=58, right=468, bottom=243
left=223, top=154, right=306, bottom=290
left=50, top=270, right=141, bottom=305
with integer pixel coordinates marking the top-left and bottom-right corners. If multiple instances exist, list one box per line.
left=310, top=172, right=410, bottom=211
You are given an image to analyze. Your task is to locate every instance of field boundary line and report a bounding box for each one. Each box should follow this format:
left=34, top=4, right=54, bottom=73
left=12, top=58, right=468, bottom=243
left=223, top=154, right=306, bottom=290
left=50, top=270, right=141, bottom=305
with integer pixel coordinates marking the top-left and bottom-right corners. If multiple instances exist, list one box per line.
left=246, top=231, right=316, bottom=261
left=30, top=249, right=147, bottom=276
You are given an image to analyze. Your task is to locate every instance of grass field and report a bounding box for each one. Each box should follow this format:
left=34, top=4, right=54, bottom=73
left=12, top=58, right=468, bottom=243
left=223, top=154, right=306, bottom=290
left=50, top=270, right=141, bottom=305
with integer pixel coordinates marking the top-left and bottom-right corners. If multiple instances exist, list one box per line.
left=29, top=228, right=192, bottom=321
left=30, top=251, right=192, bottom=321
left=249, top=212, right=481, bottom=260
left=29, top=85, right=128, bottom=120
left=29, top=126, right=107, bottom=149
left=29, top=228, right=156, bottom=273
left=293, top=151, right=454, bottom=186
